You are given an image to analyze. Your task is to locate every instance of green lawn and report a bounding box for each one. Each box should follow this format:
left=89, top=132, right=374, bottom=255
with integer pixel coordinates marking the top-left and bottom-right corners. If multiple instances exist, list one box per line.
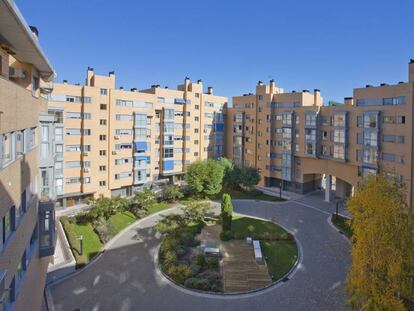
left=231, top=216, right=291, bottom=240
left=108, top=211, right=137, bottom=236
left=212, top=188, right=285, bottom=202
left=147, top=202, right=170, bottom=215
left=332, top=214, right=353, bottom=238
left=261, top=240, right=298, bottom=280
left=231, top=216, right=297, bottom=281
left=62, top=220, right=102, bottom=267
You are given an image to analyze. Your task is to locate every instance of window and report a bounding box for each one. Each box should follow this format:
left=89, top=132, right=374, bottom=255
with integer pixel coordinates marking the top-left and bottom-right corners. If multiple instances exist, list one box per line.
left=116, top=114, right=133, bottom=121
left=115, top=172, right=132, bottom=180
left=321, top=131, right=328, bottom=140
left=333, top=113, right=346, bottom=127
left=66, top=112, right=91, bottom=119
left=115, top=129, right=132, bottom=136
left=40, top=125, right=50, bottom=158
left=55, top=127, right=63, bottom=142
left=115, top=143, right=132, bottom=150
left=363, top=149, right=377, bottom=164
left=333, top=145, right=345, bottom=160
left=99, top=181, right=106, bottom=187
left=1, top=132, right=13, bottom=166
left=363, top=132, right=377, bottom=147
left=100, top=150, right=106, bottom=156
left=333, top=129, right=345, bottom=144
left=195, top=105, right=199, bottom=110
left=163, top=148, right=173, bottom=158
left=134, top=128, right=148, bottom=139
left=100, top=88, right=108, bottom=95
left=305, top=129, right=316, bottom=141
left=66, top=128, right=91, bottom=135
left=100, top=104, right=107, bottom=110
left=305, top=143, right=315, bottom=156
left=305, top=113, right=317, bottom=127
left=194, top=140, right=199, bottom=145
left=364, top=113, right=378, bottom=128
left=99, top=135, right=106, bottom=141
left=100, top=119, right=107, bottom=125
left=99, top=165, right=106, bottom=171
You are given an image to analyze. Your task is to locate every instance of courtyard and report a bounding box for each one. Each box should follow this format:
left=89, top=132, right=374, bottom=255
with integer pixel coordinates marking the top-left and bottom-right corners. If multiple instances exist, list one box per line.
left=47, top=192, right=350, bottom=311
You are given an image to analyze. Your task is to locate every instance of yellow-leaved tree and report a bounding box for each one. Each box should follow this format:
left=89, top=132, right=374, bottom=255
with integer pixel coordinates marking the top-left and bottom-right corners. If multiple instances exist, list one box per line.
left=346, top=173, right=414, bottom=310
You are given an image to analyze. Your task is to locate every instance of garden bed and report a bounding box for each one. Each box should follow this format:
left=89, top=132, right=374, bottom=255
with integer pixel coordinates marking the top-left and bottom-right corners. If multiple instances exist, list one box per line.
left=61, top=203, right=171, bottom=267
left=157, top=214, right=297, bottom=293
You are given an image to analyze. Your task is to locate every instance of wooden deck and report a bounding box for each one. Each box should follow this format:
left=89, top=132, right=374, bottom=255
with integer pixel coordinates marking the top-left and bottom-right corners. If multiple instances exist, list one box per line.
left=222, top=240, right=272, bottom=292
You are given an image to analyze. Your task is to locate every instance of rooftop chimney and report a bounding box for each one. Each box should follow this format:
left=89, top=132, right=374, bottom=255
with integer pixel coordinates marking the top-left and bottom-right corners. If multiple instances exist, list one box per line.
left=257, top=80, right=263, bottom=86
left=197, top=79, right=202, bottom=84
left=207, top=86, right=213, bottom=95
left=131, top=88, right=137, bottom=92
left=120, top=86, right=124, bottom=90
left=109, top=71, right=115, bottom=76
left=409, top=59, right=414, bottom=83
left=303, top=89, right=309, bottom=93
left=63, top=80, right=67, bottom=84
left=366, top=84, right=373, bottom=88
left=29, top=26, right=39, bottom=38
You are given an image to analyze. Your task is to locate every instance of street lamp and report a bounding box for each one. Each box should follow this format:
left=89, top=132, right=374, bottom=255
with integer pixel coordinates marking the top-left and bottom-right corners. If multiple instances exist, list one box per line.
left=77, top=235, right=84, bottom=256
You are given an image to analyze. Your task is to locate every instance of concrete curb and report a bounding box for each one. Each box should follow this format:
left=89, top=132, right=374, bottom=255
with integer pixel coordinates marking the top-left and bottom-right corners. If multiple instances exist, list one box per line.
left=154, top=212, right=303, bottom=299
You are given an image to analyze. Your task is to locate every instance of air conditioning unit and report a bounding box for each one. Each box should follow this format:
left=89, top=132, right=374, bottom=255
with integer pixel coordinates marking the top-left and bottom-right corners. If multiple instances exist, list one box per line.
left=82, top=152, right=89, bottom=156
left=83, top=168, right=90, bottom=173
left=9, top=67, right=26, bottom=79
left=112, top=151, right=117, bottom=155
left=114, top=135, right=120, bottom=140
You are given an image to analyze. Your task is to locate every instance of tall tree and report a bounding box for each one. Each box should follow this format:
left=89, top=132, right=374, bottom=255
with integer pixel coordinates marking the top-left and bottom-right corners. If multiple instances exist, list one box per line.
left=185, top=159, right=224, bottom=197
left=346, top=174, right=414, bottom=311
left=239, top=166, right=260, bottom=189
left=221, top=193, right=233, bottom=231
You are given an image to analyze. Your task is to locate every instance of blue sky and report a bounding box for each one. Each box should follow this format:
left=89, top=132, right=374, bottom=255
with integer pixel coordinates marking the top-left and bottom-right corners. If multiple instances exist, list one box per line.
left=17, top=0, right=414, bottom=103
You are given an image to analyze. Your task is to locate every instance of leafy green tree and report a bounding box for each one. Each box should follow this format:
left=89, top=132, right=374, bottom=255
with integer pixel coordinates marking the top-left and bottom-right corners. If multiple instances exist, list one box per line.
left=219, top=157, right=236, bottom=188
left=163, top=184, right=184, bottom=202
left=89, top=196, right=116, bottom=220
left=130, top=188, right=156, bottom=216
left=185, top=160, right=224, bottom=197
left=111, top=196, right=130, bottom=212
left=221, top=193, right=233, bottom=231
left=238, top=166, right=260, bottom=189
left=183, top=201, right=211, bottom=223
left=346, top=174, right=414, bottom=311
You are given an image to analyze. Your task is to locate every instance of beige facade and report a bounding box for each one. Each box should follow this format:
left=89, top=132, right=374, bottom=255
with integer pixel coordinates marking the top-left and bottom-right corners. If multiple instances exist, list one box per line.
left=0, top=0, right=56, bottom=310
left=48, top=70, right=227, bottom=207
left=226, top=62, right=414, bottom=209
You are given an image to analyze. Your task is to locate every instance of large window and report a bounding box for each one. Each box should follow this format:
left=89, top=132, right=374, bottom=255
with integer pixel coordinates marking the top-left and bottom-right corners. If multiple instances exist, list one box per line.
left=163, top=148, right=174, bottom=158
left=40, top=125, right=50, bottom=158
left=333, top=113, right=346, bottom=127
left=363, top=149, right=377, bottom=164
left=333, top=129, right=345, bottom=143
left=364, top=113, right=378, bottom=128
left=333, top=145, right=345, bottom=160
left=305, top=112, right=317, bottom=127
left=363, top=131, right=378, bottom=147
left=305, top=129, right=316, bottom=141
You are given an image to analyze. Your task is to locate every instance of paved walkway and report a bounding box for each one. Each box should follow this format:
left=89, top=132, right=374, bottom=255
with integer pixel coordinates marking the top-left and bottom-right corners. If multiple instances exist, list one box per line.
left=47, top=198, right=351, bottom=311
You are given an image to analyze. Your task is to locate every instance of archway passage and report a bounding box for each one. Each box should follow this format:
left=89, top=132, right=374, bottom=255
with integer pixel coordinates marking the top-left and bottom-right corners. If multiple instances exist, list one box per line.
left=319, top=175, right=354, bottom=203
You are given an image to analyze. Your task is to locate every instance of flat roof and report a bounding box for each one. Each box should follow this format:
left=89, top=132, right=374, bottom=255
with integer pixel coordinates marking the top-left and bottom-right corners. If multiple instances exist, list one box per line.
left=0, top=0, right=56, bottom=81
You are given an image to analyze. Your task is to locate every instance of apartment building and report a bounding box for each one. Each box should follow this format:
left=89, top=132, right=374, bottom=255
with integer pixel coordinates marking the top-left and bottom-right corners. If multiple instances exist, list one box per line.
left=0, top=1, right=56, bottom=310
left=226, top=61, right=414, bottom=208
left=48, top=70, right=227, bottom=208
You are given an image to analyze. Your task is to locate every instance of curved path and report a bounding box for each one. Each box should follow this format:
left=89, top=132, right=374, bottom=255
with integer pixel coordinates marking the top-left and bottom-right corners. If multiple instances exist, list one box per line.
left=47, top=198, right=350, bottom=311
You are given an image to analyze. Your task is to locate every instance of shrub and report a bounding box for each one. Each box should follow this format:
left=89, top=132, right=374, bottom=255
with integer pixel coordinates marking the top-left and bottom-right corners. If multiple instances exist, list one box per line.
left=196, top=254, right=206, bottom=267
left=184, top=278, right=211, bottom=291
left=207, top=257, right=219, bottom=269
left=221, top=194, right=233, bottom=231
left=60, top=216, right=85, bottom=266
left=93, top=218, right=113, bottom=243
left=190, top=264, right=201, bottom=275
left=75, top=212, right=93, bottom=224
left=163, top=184, right=184, bottom=202
left=220, top=230, right=233, bottom=241
left=167, top=264, right=193, bottom=284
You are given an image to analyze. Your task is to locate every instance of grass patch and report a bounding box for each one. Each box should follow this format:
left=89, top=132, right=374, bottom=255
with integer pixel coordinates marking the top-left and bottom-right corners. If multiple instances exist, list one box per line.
left=231, top=216, right=292, bottom=240
left=211, top=188, right=285, bottom=202
left=147, top=202, right=170, bottom=215
left=108, top=211, right=137, bottom=236
left=332, top=214, right=352, bottom=238
left=60, top=217, right=102, bottom=267
left=261, top=240, right=298, bottom=280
